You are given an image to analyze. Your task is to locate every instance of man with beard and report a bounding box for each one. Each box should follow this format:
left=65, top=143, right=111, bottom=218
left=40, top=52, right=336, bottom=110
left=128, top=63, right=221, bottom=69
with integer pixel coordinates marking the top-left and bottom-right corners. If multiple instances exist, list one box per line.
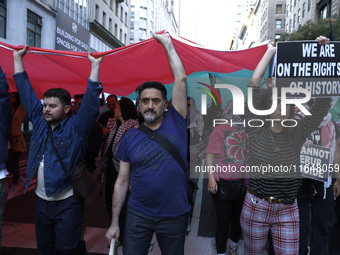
left=13, top=46, right=103, bottom=255
left=98, top=94, right=118, bottom=136
left=105, top=32, right=190, bottom=255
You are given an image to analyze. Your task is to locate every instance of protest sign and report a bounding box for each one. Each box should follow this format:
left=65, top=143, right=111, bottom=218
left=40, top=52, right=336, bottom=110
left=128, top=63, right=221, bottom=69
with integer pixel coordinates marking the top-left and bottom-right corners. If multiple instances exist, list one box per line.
left=276, top=41, right=340, bottom=97
left=300, top=144, right=331, bottom=182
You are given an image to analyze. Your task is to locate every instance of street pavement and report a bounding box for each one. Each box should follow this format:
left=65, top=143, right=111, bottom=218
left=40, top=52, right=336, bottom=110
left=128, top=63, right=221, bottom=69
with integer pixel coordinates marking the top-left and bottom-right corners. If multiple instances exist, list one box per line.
left=2, top=157, right=247, bottom=255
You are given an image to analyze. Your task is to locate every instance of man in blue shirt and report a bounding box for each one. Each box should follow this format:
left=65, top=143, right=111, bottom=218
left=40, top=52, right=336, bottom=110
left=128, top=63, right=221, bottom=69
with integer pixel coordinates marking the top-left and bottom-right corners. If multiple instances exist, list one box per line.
left=13, top=47, right=103, bottom=255
left=105, top=32, right=190, bottom=255
left=0, top=66, right=12, bottom=253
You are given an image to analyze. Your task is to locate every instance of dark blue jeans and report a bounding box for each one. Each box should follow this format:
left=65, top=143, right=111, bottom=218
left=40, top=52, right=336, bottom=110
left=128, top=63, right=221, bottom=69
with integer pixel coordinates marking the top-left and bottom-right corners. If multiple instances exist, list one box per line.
left=0, top=179, right=8, bottom=254
left=123, top=206, right=188, bottom=255
left=35, top=195, right=86, bottom=255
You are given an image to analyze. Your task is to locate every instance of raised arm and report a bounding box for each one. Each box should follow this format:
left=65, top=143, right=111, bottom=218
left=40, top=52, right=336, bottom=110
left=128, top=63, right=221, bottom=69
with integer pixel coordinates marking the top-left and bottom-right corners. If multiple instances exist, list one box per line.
left=74, top=53, right=103, bottom=138
left=249, top=42, right=276, bottom=87
left=13, top=46, right=28, bottom=74
left=105, top=160, right=131, bottom=243
left=88, top=52, right=102, bottom=82
left=154, top=32, right=187, bottom=118
left=13, top=46, right=43, bottom=125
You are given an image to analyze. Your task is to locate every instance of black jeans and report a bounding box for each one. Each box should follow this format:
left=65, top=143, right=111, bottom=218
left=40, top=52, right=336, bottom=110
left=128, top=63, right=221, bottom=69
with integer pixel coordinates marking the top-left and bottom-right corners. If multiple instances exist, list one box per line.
left=212, top=194, right=243, bottom=254
left=7, top=151, right=21, bottom=185
left=298, top=186, right=336, bottom=255
left=329, top=197, right=340, bottom=255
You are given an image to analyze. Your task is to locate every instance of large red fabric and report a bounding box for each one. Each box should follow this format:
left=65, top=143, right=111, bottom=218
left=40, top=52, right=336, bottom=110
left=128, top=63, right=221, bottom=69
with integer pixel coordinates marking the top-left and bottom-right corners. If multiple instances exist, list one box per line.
left=0, top=35, right=267, bottom=98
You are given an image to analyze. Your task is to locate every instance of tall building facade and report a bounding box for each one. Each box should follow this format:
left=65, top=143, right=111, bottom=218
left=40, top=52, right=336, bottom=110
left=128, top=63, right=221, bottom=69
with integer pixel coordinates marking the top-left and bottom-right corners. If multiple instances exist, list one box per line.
left=237, top=0, right=287, bottom=46
left=129, top=0, right=179, bottom=44
left=0, top=0, right=129, bottom=53
left=286, top=0, right=340, bottom=33
left=234, top=0, right=340, bottom=50
left=89, top=0, right=130, bottom=52
left=1, top=0, right=57, bottom=49
left=233, top=0, right=256, bottom=37
left=258, top=0, right=286, bottom=42
left=233, top=1, right=261, bottom=50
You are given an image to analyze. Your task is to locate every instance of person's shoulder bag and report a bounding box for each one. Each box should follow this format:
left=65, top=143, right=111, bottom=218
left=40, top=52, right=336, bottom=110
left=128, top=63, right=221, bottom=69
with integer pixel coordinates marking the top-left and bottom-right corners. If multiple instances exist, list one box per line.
left=48, top=125, right=96, bottom=198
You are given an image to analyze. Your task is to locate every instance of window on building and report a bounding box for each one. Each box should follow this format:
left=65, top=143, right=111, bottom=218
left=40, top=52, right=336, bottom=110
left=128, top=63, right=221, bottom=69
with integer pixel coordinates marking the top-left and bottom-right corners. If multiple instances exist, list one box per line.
left=115, top=24, right=118, bottom=37
left=110, top=0, right=114, bottom=10
left=103, top=12, right=106, bottom=27
left=116, top=1, right=119, bottom=15
left=289, top=19, right=292, bottom=32
left=0, top=0, right=6, bottom=38
left=275, top=19, right=282, bottom=29
left=95, top=4, right=99, bottom=20
left=319, top=5, right=328, bottom=19
left=109, top=18, right=112, bottom=32
left=65, top=0, right=70, bottom=16
left=298, top=9, right=301, bottom=23
left=303, top=3, right=306, bottom=17
left=27, top=10, right=42, bottom=47
left=121, top=7, right=123, bottom=20
left=120, top=29, right=122, bottom=41
left=290, top=0, right=292, bottom=12
left=276, top=4, right=282, bottom=14
left=124, top=33, right=126, bottom=45
left=287, top=4, right=289, bottom=15
left=294, top=0, right=296, bottom=6
left=275, top=34, right=281, bottom=42
left=59, top=0, right=64, bottom=11
left=139, top=28, right=147, bottom=40
left=125, top=12, right=127, bottom=25
left=308, top=0, right=311, bottom=11
left=293, top=14, right=296, bottom=28
left=140, top=17, right=147, bottom=29
left=140, top=6, right=147, bottom=16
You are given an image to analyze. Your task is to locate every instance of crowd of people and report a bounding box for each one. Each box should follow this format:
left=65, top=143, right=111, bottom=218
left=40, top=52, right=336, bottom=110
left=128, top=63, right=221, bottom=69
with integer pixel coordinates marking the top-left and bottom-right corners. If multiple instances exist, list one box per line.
left=0, top=33, right=339, bottom=255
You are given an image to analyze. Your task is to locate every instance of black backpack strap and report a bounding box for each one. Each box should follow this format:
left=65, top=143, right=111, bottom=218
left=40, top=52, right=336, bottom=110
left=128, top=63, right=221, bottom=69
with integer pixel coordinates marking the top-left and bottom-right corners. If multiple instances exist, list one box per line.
left=48, top=125, right=68, bottom=177
left=138, top=125, right=187, bottom=174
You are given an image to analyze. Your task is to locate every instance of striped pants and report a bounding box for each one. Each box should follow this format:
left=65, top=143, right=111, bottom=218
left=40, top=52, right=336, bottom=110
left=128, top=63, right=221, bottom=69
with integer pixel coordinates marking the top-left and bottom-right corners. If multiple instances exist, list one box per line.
left=240, top=192, right=299, bottom=255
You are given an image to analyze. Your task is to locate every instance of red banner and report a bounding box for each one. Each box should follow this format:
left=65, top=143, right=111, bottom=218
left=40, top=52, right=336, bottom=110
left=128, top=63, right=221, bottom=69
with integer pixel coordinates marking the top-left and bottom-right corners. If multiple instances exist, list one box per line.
left=0, top=35, right=267, bottom=98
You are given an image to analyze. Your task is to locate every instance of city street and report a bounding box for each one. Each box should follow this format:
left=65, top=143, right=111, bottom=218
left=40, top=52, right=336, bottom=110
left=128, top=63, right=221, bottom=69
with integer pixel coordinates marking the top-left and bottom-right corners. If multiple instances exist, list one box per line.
left=3, top=156, right=247, bottom=255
